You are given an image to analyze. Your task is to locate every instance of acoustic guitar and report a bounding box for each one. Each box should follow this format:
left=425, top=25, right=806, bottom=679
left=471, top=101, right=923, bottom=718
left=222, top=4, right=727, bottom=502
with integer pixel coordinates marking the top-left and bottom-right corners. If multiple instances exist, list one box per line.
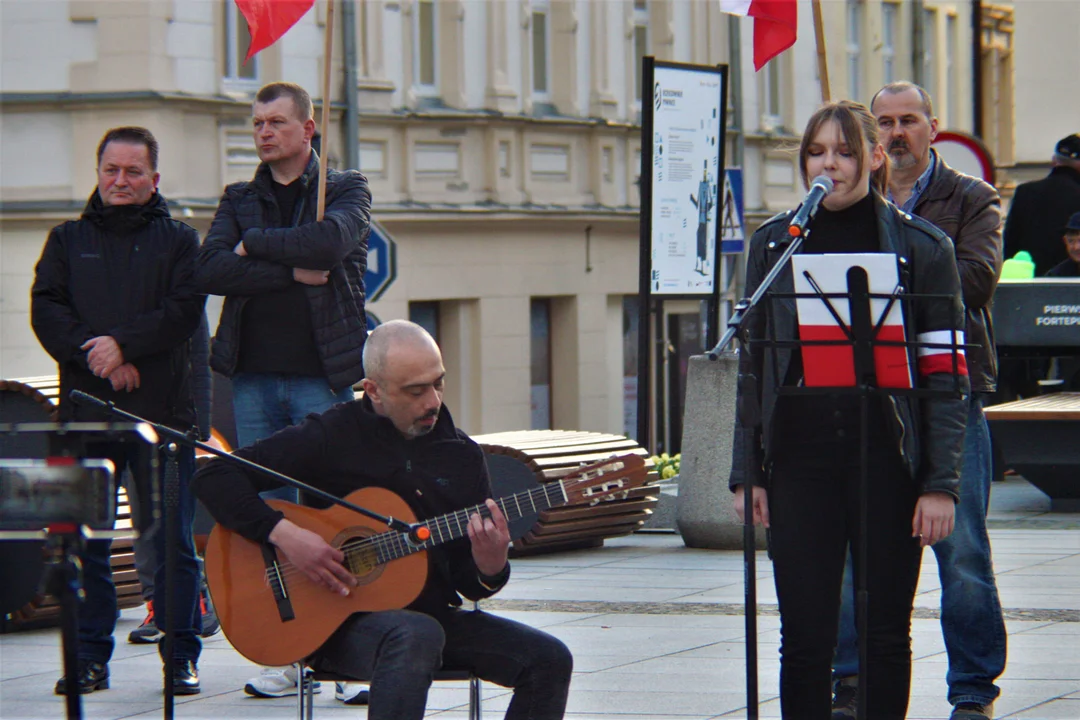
left=204, top=454, right=647, bottom=666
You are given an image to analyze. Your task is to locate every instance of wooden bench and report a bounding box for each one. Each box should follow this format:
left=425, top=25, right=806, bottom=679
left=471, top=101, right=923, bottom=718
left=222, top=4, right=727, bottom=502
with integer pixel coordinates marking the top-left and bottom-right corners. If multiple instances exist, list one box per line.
left=984, top=392, right=1080, bottom=512
left=473, top=429, right=659, bottom=555
left=0, top=377, right=145, bottom=632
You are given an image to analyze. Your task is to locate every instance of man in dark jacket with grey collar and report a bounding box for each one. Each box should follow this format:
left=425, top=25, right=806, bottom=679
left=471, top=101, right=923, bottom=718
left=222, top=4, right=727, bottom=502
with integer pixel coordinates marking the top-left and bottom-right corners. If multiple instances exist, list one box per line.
left=196, top=81, right=371, bottom=699
left=829, top=82, right=1006, bottom=720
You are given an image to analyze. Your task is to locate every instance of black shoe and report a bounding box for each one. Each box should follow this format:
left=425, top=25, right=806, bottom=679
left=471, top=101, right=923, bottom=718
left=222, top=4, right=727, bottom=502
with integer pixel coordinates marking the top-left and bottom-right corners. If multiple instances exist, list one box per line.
left=831, top=676, right=858, bottom=719
left=54, top=660, right=109, bottom=695
left=169, top=659, right=201, bottom=695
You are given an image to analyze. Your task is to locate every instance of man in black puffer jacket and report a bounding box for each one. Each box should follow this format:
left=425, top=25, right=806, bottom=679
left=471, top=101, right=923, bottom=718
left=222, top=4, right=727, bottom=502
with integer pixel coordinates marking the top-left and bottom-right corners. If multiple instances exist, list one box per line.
left=31, top=126, right=206, bottom=696
left=196, top=81, right=370, bottom=482
left=195, top=81, right=371, bottom=699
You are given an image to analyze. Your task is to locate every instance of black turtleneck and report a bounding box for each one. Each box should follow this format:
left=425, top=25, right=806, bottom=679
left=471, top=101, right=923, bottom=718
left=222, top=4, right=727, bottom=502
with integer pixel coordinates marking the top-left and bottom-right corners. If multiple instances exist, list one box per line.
left=802, top=191, right=879, bottom=255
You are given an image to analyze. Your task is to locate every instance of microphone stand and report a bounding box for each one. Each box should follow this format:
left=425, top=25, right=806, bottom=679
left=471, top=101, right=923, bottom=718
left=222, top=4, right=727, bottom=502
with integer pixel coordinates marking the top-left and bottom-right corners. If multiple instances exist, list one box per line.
left=68, top=391, right=420, bottom=537
left=703, top=227, right=807, bottom=720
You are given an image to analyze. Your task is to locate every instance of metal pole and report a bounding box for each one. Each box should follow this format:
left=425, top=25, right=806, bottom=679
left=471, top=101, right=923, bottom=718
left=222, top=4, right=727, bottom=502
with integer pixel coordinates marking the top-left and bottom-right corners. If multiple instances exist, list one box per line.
left=342, top=0, right=360, bottom=169
left=913, top=0, right=926, bottom=88
left=636, top=57, right=656, bottom=448
left=971, top=0, right=984, bottom=138
left=316, top=0, right=337, bottom=221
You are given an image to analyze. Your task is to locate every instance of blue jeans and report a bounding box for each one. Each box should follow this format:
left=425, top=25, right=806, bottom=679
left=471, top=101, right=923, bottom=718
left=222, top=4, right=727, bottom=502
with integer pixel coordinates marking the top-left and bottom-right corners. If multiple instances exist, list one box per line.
left=313, top=608, right=573, bottom=720
left=231, top=373, right=355, bottom=502
left=834, top=394, right=1006, bottom=706
left=79, top=444, right=202, bottom=665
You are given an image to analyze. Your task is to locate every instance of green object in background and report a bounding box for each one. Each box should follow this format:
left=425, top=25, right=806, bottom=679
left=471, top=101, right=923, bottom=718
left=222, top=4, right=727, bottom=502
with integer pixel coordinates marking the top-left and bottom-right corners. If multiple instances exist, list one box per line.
left=1001, top=251, right=1035, bottom=279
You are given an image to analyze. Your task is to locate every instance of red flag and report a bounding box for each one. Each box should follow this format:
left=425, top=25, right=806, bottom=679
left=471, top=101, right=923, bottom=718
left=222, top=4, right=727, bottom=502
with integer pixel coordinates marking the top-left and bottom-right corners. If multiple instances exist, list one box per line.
left=235, top=0, right=317, bottom=63
left=719, top=0, right=798, bottom=71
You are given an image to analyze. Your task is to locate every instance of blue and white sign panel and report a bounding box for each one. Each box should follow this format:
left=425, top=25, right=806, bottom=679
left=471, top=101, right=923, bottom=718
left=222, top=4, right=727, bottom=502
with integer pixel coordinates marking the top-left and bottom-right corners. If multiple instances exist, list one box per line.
left=721, top=168, right=745, bottom=254
left=649, top=64, right=725, bottom=296
left=365, top=219, right=398, bottom=302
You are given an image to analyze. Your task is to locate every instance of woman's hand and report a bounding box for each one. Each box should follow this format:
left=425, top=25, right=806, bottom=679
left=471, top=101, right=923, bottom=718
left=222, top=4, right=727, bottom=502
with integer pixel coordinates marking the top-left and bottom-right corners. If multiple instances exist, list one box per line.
left=733, top=485, right=770, bottom=527
left=912, top=491, right=955, bottom=547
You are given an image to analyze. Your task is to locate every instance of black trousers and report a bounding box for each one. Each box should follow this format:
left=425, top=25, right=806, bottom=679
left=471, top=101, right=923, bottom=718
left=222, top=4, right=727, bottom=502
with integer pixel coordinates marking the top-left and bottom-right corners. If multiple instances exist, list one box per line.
left=769, top=439, right=923, bottom=720
left=314, top=608, right=572, bottom=720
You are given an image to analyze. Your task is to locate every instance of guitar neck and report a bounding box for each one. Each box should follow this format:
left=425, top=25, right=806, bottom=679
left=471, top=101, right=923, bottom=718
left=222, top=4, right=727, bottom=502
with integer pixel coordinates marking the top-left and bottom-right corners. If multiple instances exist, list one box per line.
left=355, top=480, right=569, bottom=566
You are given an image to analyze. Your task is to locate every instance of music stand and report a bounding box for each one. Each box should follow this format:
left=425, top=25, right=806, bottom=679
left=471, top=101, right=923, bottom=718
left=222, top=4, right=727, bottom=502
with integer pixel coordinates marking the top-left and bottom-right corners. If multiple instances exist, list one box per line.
left=0, top=422, right=159, bottom=720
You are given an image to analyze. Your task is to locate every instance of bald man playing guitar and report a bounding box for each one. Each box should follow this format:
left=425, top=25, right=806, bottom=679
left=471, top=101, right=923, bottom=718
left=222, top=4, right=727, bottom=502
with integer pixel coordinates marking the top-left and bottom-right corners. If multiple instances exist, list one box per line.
left=194, top=320, right=574, bottom=719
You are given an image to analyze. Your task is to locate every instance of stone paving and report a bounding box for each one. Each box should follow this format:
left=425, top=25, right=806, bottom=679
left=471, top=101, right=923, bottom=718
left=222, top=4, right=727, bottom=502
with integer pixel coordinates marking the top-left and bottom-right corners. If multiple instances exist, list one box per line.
left=1, top=477, right=1077, bottom=719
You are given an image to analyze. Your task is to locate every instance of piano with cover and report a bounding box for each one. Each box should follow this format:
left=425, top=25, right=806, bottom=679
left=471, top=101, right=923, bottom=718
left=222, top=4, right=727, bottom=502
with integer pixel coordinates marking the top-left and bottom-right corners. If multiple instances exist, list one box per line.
left=986, top=278, right=1080, bottom=511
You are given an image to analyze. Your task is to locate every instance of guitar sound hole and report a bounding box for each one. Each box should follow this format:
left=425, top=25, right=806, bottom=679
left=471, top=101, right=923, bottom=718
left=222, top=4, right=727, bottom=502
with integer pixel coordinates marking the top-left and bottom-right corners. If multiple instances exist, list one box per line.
left=331, top=528, right=385, bottom=586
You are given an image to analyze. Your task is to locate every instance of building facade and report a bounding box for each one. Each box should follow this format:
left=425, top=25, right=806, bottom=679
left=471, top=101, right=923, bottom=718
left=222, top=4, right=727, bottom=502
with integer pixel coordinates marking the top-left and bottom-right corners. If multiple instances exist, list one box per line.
left=1, top=0, right=1029, bottom=450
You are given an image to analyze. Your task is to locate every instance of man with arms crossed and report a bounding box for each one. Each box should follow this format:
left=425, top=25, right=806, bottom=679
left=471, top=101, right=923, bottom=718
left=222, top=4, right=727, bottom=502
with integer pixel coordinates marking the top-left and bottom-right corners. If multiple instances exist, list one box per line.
left=831, top=82, right=1006, bottom=720
left=196, top=82, right=371, bottom=699
left=193, top=321, right=573, bottom=719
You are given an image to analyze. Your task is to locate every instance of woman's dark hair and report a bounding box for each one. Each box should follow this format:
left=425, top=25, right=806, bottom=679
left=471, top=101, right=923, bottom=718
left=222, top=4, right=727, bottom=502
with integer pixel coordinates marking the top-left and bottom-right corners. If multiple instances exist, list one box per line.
left=96, top=126, right=159, bottom=170
left=798, top=100, right=889, bottom=196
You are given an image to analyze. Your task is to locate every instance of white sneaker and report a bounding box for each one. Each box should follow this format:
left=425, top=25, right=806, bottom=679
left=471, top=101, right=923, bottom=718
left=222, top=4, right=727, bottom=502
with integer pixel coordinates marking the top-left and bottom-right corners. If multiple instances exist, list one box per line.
left=243, top=667, right=321, bottom=698
left=335, top=682, right=370, bottom=705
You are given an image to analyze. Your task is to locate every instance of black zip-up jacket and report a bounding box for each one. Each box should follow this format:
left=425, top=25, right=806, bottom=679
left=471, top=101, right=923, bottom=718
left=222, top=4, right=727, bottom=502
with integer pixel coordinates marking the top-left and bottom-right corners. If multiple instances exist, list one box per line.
left=196, top=151, right=371, bottom=391
left=913, top=151, right=1003, bottom=393
left=729, top=193, right=969, bottom=500
left=192, top=398, right=508, bottom=617
left=31, top=191, right=205, bottom=429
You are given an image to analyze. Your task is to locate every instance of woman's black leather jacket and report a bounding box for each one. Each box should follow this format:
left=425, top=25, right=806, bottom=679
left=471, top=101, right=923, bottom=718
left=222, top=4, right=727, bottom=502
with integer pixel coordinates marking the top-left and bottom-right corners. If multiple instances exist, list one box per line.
left=728, top=193, right=969, bottom=500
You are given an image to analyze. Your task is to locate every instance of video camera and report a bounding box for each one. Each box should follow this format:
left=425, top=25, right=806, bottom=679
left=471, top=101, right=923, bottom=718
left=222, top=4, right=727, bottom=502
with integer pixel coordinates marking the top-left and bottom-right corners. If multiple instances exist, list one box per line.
left=0, top=422, right=159, bottom=536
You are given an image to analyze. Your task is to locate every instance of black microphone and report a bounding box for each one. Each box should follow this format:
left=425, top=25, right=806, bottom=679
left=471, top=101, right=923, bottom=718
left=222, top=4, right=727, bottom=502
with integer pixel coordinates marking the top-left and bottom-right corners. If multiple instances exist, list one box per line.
left=787, top=175, right=834, bottom=239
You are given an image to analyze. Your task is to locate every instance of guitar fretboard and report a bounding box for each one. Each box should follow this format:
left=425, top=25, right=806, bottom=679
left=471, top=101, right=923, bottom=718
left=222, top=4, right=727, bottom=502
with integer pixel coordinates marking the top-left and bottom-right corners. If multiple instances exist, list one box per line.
left=341, top=479, right=569, bottom=566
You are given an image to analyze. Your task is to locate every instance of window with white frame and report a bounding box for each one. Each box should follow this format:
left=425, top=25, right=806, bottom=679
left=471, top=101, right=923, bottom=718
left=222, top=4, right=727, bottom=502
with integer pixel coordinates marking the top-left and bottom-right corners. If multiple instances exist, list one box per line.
left=922, top=8, right=937, bottom=101
left=414, top=0, right=438, bottom=94
left=882, top=2, right=899, bottom=85
left=532, top=0, right=552, bottom=100
left=846, top=0, right=863, bottom=101
left=633, top=0, right=648, bottom=104
left=946, top=13, right=958, bottom=126
left=224, top=2, right=259, bottom=86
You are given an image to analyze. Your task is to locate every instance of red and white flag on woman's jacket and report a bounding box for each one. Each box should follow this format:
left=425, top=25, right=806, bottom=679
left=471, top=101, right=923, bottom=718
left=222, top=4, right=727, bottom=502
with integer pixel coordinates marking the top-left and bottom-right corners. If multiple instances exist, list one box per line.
left=235, top=0, right=317, bottom=63
left=719, top=0, right=798, bottom=71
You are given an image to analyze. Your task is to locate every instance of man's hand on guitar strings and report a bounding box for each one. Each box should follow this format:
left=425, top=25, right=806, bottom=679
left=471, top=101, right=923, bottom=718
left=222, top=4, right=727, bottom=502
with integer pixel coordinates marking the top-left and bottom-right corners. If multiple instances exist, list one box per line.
left=467, top=499, right=511, bottom=577
left=268, top=519, right=358, bottom=596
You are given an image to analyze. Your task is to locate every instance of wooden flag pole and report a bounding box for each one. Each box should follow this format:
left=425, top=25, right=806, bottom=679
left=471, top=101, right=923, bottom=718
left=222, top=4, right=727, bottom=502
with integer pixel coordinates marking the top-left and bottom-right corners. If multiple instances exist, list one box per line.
left=811, top=0, right=830, bottom=102
left=316, top=0, right=336, bottom=221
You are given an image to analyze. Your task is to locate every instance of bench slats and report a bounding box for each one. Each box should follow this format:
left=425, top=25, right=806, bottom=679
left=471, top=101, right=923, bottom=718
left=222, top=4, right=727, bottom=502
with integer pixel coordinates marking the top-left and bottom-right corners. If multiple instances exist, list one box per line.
left=474, top=429, right=659, bottom=555
left=984, top=392, right=1080, bottom=421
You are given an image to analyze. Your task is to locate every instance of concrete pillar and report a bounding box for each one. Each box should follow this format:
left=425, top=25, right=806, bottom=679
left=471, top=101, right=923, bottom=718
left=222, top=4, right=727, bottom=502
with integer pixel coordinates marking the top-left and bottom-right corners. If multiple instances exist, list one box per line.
left=676, top=354, right=767, bottom=550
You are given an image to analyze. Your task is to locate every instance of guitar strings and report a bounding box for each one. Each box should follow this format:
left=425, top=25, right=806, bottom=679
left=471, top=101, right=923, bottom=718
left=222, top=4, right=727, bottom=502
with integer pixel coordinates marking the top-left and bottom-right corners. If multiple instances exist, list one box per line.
left=260, top=492, right=537, bottom=587
left=259, top=484, right=566, bottom=587
left=257, top=462, right=634, bottom=588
